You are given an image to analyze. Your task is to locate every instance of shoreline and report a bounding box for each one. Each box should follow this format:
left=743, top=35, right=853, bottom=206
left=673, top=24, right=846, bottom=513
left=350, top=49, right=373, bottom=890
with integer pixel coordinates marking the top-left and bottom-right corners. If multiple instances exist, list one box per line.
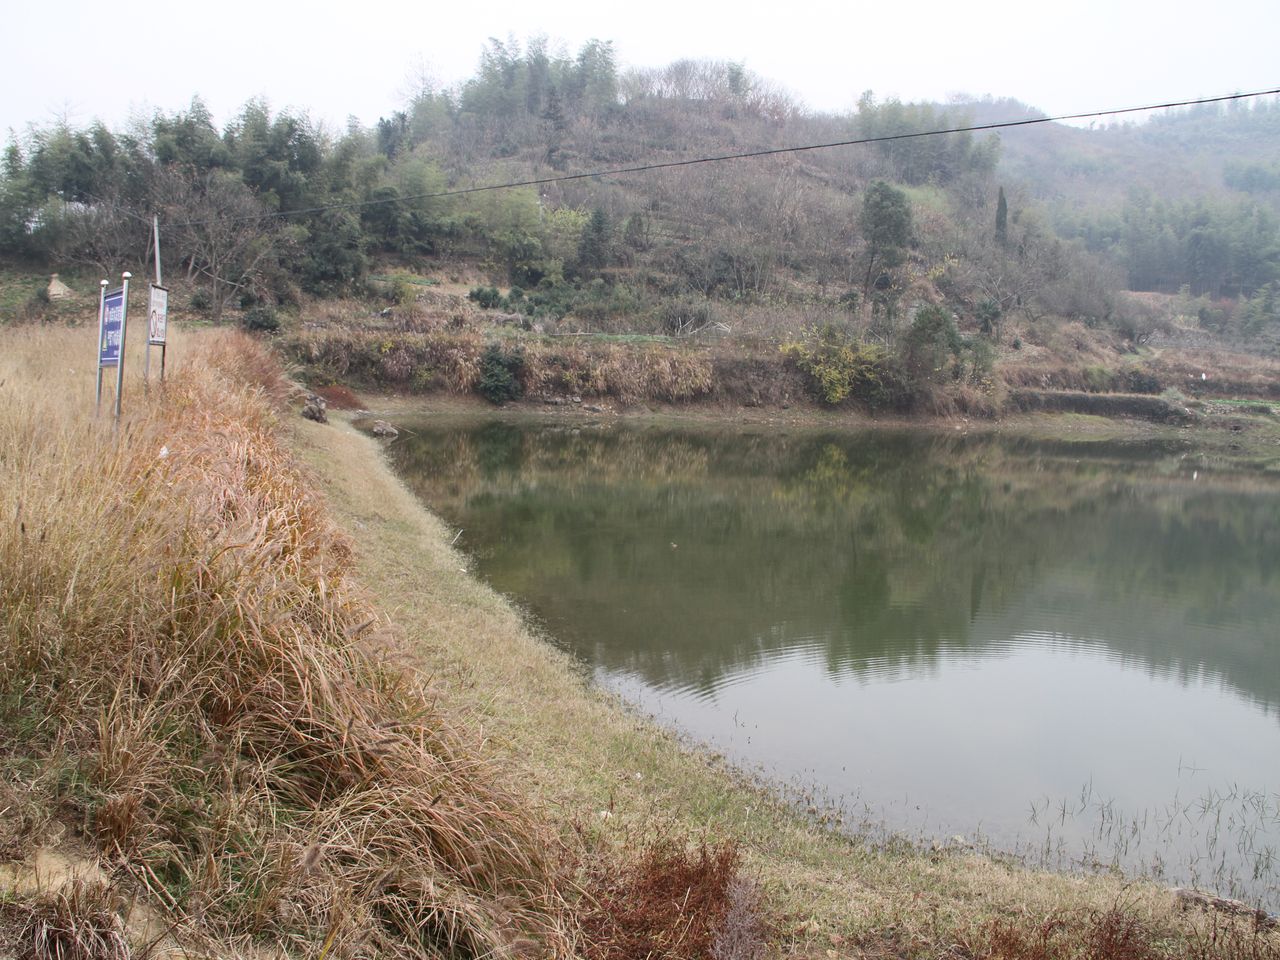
left=339, top=389, right=1280, bottom=473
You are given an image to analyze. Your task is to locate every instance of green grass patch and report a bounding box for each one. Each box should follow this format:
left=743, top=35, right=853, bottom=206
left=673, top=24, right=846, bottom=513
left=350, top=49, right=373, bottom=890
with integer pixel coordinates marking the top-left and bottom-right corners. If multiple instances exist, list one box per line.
left=1209, top=397, right=1279, bottom=410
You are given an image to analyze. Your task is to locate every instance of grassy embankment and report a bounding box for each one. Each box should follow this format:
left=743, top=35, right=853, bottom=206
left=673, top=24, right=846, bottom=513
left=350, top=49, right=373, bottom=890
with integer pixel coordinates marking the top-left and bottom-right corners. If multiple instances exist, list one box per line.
left=1, top=317, right=1277, bottom=958
left=0, top=325, right=569, bottom=958
left=283, top=285, right=1280, bottom=452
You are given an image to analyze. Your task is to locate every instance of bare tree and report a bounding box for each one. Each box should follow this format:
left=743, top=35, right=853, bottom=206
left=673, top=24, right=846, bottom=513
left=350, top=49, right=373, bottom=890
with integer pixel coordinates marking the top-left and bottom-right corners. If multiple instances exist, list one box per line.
left=959, top=214, right=1065, bottom=338
left=49, top=188, right=151, bottom=274
left=153, top=167, right=283, bottom=322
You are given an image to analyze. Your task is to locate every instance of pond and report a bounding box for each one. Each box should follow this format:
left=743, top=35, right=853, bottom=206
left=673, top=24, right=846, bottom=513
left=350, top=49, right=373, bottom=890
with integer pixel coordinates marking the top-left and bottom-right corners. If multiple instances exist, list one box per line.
left=383, top=416, right=1280, bottom=908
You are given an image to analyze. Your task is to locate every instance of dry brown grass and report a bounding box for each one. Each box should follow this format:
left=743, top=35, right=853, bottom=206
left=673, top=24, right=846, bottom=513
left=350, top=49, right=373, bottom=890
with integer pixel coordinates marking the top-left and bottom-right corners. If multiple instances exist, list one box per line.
left=999, top=318, right=1280, bottom=403
left=293, top=327, right=486, bottom=393
left=579, top=837, right=770, bottom=960
left=1145, top=348, right=1280, bottom=400
left=520, top=340, right=713, bottom=404
left=0, top=881, right=131, bottom=960
left=0, top=325, right=571, bottom=957
left=289, top=327, right=715, bottom=405
left=972, top=906, right=1279, bottom=960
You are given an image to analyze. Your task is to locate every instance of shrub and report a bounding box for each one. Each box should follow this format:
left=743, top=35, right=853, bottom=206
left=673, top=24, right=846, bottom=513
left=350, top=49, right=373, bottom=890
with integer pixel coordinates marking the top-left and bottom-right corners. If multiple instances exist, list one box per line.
left=659, top=299, right=713, bottom=336
left=976, top=298, right=1002, bottom=336
left=522, top=279, right=580, bottom=321
left=468, top=286, right=503, bottom=310
left=510, top=260, right=552, bottom=289
left=478, top=343, right=525, bottom=404
left=782, top=334, right=905, bottom=408
left=957, top=335, right=997, bottom=384
left=900, top=305, right=961, bottom=384
left=1110, top=298, right=1170, bottom=344
left=1122, top=367, right=1162, bottom=394
left=18, top=290, right=50, bottom=323
left=392, top=277, right=415, bottom=307
left=241, top=305, right=280, bottom=333
left=1083, top=366, right=1115, bottom=392
left=573, top=280, right=643, bottom=327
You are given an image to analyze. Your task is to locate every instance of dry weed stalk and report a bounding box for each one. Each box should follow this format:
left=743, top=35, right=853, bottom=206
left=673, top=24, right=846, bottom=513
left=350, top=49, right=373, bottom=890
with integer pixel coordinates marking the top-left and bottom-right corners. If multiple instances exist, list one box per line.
left=4, top=881, right=132, bottom=960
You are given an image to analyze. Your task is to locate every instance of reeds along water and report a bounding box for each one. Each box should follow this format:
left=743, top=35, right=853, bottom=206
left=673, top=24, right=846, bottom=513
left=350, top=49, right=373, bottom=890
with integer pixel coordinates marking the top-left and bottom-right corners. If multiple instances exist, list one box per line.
left=1025, top=780, right=1280, bottom=912
left=0, top=327, right=572, bottom=957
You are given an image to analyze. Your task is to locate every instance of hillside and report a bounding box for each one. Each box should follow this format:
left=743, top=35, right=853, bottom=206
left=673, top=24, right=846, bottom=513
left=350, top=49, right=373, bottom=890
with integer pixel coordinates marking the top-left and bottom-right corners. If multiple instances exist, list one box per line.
left=0, top=40, right=1278, bottom=432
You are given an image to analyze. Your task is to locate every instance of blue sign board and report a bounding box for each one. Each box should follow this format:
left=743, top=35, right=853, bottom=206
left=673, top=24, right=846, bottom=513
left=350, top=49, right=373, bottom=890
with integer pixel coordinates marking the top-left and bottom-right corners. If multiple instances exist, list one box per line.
left=99, top=288, right=124, bottom=366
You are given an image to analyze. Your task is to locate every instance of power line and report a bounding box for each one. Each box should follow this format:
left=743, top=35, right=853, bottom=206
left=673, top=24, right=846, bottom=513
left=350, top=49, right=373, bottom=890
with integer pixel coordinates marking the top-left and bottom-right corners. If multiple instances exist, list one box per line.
left=172, top=87, right=1280, bottom=228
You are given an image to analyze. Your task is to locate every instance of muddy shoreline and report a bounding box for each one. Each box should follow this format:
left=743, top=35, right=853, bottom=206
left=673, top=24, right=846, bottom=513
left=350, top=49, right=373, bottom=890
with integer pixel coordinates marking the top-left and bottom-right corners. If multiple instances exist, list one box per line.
left=329, top=388, right=1280, bottom=472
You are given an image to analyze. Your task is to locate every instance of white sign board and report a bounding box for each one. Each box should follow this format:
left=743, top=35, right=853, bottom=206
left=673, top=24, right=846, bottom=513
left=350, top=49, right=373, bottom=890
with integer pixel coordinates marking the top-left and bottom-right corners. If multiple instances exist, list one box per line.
left=148, top=284, right=168, bottom=345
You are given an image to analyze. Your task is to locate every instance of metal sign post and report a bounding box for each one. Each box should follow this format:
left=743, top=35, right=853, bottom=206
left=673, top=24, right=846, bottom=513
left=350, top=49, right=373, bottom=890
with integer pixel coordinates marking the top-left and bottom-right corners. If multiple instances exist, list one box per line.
left=96, top=273, right=131, bottom=420
left=153, top=215, right=162, bottom=288
left=94, top=279, right=108, bottom=414
left=115, top=272, right=131, bottom=419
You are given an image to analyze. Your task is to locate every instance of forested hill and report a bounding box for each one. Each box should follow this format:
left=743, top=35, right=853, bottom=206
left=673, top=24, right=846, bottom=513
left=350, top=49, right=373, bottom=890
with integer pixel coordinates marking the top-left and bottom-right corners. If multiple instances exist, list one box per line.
left=952, top=94, right=1280, bottom=299
left=2, top=38, right=1278, bottom=343
left=954, top=94, right=1280, bottom=206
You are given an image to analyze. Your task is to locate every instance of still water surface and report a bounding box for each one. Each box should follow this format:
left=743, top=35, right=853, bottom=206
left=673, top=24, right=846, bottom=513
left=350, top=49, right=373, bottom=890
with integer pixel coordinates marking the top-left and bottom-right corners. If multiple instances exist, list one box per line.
left=385, top=417, right=1280, bottom=906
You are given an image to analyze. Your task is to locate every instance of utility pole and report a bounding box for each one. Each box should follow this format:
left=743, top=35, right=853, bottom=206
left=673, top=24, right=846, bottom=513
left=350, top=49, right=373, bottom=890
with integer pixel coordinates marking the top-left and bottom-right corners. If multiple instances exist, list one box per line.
left=146, top=215, right=169, bottom=385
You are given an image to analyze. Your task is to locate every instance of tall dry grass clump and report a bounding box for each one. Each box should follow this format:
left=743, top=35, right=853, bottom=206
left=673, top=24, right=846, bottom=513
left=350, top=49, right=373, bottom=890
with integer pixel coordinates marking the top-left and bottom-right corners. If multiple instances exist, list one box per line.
left=290, top=328, right=486, bottom=393
left=520, top=341, right=713, bottom=404
left=288, top=328, right=714, bottom=406
left=0, top=327, right=569, bottom=957
left=0, top=881, right=131, bottom=960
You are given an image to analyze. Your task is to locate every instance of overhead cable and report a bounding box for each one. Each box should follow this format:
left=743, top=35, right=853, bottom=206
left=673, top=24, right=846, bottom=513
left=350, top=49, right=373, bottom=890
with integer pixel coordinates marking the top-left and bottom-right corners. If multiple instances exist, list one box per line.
left=166, top=87, right=1280, bottom=227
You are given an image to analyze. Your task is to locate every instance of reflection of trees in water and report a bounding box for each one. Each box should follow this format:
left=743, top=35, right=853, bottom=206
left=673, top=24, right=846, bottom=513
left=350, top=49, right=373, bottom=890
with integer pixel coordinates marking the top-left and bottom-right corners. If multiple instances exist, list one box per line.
left=387, top=421, right=1280, bottom=712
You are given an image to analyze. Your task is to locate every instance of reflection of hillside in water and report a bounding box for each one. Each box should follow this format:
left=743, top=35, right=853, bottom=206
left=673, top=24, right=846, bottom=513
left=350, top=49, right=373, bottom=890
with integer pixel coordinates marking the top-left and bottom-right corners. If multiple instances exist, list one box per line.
left=387, top=420, right=1280, bottom=715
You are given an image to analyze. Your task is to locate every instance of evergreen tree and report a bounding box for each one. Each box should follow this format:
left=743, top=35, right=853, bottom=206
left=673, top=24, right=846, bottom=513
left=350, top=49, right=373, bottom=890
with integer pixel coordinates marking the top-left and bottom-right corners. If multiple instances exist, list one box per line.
left=995, top=187, right=1008, bottom=245
left=541, top=86, right=568, bottom=168
left=859, top=181, right=912, bottom=298
left=576, top=207, right=612, bottom=272
left=622, top=212, right=648, bottom=251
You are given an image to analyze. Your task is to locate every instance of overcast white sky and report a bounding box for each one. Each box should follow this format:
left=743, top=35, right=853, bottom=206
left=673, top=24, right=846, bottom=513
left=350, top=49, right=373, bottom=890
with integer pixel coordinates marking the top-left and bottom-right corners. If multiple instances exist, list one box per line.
left=3, top=0, right=1277, bottom=142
